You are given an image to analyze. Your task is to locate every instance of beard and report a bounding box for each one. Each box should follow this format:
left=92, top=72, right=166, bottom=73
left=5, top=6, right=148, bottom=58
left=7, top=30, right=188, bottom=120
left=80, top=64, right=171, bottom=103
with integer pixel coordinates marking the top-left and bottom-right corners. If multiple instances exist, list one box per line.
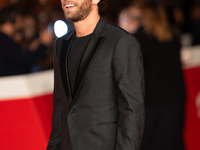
left=63, top=0, right=93, bottom=22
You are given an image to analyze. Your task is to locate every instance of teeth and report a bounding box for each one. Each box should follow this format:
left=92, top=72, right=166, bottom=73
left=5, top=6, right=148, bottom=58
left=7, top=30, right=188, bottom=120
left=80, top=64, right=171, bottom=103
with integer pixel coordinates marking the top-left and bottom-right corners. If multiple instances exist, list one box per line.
left=65, top=4, right=75, bottom=8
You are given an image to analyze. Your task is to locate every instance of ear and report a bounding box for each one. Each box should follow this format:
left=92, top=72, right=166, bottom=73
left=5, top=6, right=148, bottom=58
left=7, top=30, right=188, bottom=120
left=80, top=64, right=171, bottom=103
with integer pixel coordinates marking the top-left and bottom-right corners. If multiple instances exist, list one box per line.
left=93, top=0, right=100, bottom=5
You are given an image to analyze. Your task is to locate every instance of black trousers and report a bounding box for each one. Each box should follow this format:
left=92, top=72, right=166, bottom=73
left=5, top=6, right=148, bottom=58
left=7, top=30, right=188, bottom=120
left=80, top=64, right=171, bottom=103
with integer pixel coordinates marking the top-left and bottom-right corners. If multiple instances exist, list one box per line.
left=141, top=104, right=185, bottom=150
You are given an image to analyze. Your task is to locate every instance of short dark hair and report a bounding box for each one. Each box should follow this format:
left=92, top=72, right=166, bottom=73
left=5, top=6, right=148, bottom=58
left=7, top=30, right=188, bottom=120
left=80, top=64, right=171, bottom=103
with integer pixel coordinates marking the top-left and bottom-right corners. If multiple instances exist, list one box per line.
left=0, top=5, right=18, bottom=25
left=98, top=0, right=107, bottom=15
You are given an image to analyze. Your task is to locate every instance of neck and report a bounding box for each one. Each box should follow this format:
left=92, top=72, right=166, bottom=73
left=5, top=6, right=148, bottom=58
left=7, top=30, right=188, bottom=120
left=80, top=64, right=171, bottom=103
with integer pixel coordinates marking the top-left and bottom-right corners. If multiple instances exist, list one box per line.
left=74, top=10, right=100, bottom=37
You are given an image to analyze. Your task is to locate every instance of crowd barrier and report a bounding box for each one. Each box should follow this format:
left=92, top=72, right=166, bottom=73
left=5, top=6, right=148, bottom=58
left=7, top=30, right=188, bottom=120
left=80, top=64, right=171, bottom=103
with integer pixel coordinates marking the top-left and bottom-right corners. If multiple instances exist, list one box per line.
left=0, top=46, right=200, bottom=150
left=0, top=70, right=54, bottom=150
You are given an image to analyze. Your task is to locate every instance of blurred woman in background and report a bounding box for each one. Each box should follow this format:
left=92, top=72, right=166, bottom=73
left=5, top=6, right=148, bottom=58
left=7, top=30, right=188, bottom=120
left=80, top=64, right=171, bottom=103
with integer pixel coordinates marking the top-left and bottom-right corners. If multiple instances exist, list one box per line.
left=134, top=1, right=186, bottom=150
left=117, top=0, right=143, bottom=35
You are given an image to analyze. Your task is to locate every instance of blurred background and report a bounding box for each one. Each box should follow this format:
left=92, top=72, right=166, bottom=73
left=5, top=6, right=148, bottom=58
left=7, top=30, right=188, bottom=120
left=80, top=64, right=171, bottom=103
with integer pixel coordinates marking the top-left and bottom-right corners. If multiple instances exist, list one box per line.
left=0, top=0, right=200, bottom=150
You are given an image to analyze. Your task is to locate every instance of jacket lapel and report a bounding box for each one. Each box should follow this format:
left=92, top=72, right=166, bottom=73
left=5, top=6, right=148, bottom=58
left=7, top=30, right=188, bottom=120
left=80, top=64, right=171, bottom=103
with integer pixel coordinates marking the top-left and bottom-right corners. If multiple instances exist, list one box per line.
left=60, top=31, right=75, bottom=105
left=70, top=18, right=107, bottom=107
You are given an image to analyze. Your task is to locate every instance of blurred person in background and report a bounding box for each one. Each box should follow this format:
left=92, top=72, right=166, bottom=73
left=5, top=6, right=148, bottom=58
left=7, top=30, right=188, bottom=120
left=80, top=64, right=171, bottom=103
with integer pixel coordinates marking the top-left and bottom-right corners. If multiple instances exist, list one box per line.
left=188, top=2, right=200, bottom=45
left=134, top=1, right=186, bottom=150
left=0, top=4, right=54, bottom=77
left=165, top=5, right=185, bottom=39
left=117, top=0, right=143, bottom=35
left=20, top=13, right=54, bottom=72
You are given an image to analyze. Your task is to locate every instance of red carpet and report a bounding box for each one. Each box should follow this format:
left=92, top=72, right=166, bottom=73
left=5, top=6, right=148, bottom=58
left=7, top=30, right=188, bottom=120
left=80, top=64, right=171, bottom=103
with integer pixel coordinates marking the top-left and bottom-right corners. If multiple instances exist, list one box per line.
left=0, top=67, right=200, bottom=150
left=0, top=70, right=54, bottom=150
left=0, top=94, right=53, bottom=150
left=183, top=66, right=200, bottom=150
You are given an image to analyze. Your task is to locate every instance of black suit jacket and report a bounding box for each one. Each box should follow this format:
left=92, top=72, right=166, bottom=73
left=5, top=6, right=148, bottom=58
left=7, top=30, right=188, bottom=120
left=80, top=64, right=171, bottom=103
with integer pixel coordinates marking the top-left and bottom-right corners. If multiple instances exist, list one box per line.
left=47, top=18, right=145, bottom=150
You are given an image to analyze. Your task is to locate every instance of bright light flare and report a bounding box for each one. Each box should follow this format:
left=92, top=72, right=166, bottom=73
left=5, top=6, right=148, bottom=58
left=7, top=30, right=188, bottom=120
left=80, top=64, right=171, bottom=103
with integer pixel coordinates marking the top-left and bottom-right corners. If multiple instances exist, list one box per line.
left=54, top=20, right=68, bottom=38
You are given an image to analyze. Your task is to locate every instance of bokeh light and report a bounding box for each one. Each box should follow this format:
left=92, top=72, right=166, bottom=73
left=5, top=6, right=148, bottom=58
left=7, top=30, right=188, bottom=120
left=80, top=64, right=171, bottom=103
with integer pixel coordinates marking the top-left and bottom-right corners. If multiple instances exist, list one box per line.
left=54, top=20, right=68, bottom=38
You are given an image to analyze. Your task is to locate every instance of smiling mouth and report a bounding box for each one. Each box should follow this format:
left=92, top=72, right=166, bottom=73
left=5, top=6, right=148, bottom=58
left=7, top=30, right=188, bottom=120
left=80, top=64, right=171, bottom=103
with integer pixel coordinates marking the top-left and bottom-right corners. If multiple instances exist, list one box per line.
left=65, top=4, right=76, bottom=8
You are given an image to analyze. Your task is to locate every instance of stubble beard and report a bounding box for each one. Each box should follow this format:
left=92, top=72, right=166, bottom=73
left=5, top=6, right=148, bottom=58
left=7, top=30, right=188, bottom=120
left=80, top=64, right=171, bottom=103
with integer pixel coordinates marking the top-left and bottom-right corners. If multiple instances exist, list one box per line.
left=63, top=0, right=93, bottom=22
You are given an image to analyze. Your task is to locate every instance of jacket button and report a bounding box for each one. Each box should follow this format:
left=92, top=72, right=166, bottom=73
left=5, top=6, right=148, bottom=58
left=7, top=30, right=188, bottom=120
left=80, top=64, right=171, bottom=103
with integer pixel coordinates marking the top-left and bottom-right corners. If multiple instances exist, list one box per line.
left=70, top=108, right=75, bottom=113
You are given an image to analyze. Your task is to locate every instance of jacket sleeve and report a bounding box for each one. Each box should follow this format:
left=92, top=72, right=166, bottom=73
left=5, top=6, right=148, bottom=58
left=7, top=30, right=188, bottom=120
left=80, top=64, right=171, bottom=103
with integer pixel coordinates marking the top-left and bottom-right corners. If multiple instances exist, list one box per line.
left=47, top=39, right=62, bottom=150
left=112, top=35, right=145, bottom=150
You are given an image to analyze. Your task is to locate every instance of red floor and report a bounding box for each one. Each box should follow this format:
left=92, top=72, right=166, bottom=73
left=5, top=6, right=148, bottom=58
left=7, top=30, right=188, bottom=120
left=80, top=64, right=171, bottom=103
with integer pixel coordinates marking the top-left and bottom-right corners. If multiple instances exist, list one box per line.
left=0, top=94, right=53, bottom=150
left=0, top=67, right=200, bottom=150
left=183, top=67, right=200, bottom=150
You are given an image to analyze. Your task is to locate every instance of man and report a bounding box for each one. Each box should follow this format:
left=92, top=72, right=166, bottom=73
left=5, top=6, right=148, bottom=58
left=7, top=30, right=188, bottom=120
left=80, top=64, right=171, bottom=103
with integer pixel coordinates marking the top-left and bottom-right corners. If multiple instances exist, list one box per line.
left=47, top=0, right=144, bottom=149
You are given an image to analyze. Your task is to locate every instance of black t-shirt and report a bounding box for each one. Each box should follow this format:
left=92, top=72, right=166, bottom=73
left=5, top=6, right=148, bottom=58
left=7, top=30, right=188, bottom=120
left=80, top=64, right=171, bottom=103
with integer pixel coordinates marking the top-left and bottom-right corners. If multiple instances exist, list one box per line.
left=67, top=34, right=92, bottom=98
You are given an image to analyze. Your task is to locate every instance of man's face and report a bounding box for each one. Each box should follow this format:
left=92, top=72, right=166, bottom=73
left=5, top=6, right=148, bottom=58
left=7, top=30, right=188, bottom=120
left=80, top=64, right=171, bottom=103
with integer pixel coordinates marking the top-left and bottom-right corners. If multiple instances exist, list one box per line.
left=61, top=0, right=93, bottom=22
